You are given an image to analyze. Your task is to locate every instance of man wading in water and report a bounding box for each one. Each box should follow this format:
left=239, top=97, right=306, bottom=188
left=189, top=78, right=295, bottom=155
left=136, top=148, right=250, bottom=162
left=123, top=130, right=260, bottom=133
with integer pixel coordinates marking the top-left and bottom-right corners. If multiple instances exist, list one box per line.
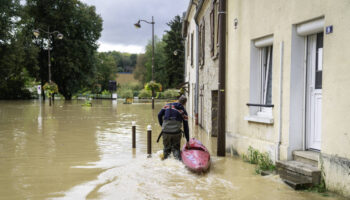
left=157, top=95, right=189, bottom=160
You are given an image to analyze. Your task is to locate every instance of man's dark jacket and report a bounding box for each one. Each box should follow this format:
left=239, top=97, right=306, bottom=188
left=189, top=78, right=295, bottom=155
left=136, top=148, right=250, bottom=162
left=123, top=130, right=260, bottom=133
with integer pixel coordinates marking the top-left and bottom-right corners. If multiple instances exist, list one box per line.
left=158, top=102, right=189, bottom=142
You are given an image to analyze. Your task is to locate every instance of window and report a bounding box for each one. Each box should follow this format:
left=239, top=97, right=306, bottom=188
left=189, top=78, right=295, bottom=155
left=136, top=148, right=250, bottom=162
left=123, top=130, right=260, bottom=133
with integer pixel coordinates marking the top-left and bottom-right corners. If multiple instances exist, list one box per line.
left=191, top=32, right=194, bottom=66
left=260, top=46, right=273, bottom=106
left=199, top=18, right=205, bottom=67
left=246, top=36, right=274, bottom=122
left=187, top=33, right=190, bottom=58
left=210, top=0, right=218, bottom=58
left=199, top=24, right=202, bottom=64
left=315, top=32, right=323, bottom=89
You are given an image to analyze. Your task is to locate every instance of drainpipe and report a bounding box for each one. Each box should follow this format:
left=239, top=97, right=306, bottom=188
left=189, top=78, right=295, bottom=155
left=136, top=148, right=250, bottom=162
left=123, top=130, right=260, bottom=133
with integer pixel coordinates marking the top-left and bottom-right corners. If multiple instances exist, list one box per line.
left=277, top=41, right=284, bottom=161
left=195, top=20, right=199, bottom=126
left=217, top=0, right=226, bottom=157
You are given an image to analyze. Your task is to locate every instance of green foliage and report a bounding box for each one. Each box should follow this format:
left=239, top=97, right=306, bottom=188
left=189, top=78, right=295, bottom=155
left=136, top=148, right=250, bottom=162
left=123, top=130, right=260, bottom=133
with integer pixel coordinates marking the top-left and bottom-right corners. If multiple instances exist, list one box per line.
left=139, top=15, right=184, bottom=90
left=308, top=182, right=327, bottom=194
left=25, top=0, right=103, bottom=100
left=308, top=155, right=327, bottom=194
left=81, top=100, right=92, bottom=107
left=138, top=89, right=152, bottom=99
left=119, top=82, right=143, bottom=91
left=101, top=89, right=111, bottom=95
left=92, top=84, right=101, bottom=94
left=242, top=146, right=275, bottom=174
left=118, top=88, right=133, bottom=98
left=106, top=51, right=137, bottom=73
left=133, top=90, right=139, bottom=97
left=95, top=52, right=117, bottom=91
left=162, top=89, right=179, bottom=99
left=162, top=15, right=184, bottom=88
left=43, top=82, right=58, bottom=98
left=144, top=36, right=166, bottom=85
left=145, top=81, right=162, bottom=92
left=162, top=15, right=185, bottom=88
left=117, top=82, right=141, bottom=99
left=82, top=90, right=92, bottom=98
left=0, top=0, right=39, bottom=99
left=133, top=54, right=147, bottom=84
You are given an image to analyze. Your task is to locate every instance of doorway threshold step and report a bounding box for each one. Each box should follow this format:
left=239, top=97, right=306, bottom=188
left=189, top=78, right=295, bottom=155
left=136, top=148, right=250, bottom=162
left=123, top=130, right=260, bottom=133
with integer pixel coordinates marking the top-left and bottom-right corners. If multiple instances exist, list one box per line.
left=293, top=150, right=319, bottom=167
left=276, top=160, right=321, bottom=189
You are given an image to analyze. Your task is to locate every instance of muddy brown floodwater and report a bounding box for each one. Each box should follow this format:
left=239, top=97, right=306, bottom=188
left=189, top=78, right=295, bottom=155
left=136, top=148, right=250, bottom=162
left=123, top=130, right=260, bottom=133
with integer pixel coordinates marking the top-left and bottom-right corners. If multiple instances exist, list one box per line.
left=0, top=100, right=345, bottom=200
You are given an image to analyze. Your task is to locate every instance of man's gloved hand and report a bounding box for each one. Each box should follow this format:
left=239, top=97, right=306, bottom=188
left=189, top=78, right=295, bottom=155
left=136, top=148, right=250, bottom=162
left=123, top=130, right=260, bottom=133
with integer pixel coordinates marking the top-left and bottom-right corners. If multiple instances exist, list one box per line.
left=185, top=142, right=190, bottom=149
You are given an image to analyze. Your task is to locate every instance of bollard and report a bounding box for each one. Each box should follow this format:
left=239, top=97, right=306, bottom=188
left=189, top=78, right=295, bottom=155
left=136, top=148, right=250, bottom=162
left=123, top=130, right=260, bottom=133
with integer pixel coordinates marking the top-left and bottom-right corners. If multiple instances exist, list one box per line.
left=147, top=125, right=152, bottom=156
left=132, top=121, right=136, bottom=148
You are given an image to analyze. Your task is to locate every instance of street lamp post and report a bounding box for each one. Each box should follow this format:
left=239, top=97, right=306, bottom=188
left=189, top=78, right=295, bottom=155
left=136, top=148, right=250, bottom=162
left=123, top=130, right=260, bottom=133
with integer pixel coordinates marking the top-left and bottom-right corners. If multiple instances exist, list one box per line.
left=134, top=16, right=155, bottom=109
left=33, top=27, right=63, bottom=106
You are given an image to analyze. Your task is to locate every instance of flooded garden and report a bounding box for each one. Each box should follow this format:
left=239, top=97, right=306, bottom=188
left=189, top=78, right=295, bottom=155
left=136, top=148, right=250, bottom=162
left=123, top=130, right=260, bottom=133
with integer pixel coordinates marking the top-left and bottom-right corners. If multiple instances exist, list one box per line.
left=0, top=100, right=344, bottom=199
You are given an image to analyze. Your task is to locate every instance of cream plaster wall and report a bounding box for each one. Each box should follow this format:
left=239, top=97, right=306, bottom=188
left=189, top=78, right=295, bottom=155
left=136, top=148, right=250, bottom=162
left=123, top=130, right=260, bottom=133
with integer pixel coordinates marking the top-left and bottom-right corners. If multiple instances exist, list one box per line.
left=185, top=5, right=198, bottom=118
left=226, top=0, right=350, bottom=197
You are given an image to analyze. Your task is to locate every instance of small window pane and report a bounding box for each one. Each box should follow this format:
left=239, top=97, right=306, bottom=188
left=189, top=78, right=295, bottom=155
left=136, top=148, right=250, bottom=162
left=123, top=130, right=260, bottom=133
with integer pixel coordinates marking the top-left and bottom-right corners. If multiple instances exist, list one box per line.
left=315, top=32, right=323, bottom=89
left=261, top=46, right=273, bottom=104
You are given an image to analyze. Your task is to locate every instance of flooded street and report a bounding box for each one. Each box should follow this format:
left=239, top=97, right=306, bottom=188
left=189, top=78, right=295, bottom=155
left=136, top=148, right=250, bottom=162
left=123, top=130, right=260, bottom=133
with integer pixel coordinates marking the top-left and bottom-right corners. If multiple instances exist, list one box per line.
left=0, top=100, right=343, bottom=199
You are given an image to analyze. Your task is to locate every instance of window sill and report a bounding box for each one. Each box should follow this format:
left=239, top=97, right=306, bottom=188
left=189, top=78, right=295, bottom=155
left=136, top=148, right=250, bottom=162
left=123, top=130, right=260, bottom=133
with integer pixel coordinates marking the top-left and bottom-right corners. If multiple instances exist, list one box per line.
left=244, top=115, right=274, bottom=124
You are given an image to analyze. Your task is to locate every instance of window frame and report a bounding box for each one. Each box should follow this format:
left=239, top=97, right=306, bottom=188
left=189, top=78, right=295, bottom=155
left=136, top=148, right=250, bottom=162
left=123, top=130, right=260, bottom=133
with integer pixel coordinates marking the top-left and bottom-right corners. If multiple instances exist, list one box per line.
left=199, top=18, right=205, bottom=67
left=258, top=45, right=273, bottom=117
left=210, top=8, right=215, bottom=57
left=191, top=32, right=194, bottom=66
left=245, top=36, right=274, bottom=123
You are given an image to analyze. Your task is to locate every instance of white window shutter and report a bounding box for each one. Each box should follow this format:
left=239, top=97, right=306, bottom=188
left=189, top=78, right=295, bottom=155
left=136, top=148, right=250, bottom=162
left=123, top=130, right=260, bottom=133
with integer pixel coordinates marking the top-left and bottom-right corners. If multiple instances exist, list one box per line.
left=297, top=18, right=324, bottom=36
left=254, top=35, right=273, bottom=48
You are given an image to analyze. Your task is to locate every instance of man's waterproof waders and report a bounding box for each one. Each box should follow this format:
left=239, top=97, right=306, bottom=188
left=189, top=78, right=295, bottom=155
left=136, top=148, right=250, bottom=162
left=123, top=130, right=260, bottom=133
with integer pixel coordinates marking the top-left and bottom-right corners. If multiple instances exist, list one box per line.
left=162, top=132, right=182, bottom=160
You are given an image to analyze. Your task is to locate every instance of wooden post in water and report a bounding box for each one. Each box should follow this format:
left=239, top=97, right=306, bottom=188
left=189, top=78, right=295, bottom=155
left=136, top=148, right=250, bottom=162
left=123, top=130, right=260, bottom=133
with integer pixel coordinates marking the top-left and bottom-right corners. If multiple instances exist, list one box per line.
left=132, top=121, right=136, bottom=148
left=147, top=125, right=152, bottom=156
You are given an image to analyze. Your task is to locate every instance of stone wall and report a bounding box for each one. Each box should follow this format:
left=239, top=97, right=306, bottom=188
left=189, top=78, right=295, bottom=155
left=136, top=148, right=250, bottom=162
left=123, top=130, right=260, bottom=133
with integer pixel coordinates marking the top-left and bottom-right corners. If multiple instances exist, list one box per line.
left=197, top=1, right=219, bottom=135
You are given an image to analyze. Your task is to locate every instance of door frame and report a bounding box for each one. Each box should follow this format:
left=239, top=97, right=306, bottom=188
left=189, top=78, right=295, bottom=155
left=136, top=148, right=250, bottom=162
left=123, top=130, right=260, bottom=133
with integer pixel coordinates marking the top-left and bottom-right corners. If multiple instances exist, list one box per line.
left=305, top=33, right=323, bottom=150
left=289, top=19, right=324, bottom=159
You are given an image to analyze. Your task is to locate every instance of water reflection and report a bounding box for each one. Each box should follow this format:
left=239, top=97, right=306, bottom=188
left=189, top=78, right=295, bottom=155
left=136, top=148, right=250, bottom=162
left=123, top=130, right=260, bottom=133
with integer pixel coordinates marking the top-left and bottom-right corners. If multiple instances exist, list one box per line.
left=0, top=100, right=344, bottom=200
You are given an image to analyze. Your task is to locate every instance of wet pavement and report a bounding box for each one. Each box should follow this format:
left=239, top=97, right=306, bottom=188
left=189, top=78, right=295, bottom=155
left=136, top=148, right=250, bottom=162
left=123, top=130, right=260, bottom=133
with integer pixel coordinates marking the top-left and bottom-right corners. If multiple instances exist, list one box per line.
left=0, top=100, right=344, bottom=199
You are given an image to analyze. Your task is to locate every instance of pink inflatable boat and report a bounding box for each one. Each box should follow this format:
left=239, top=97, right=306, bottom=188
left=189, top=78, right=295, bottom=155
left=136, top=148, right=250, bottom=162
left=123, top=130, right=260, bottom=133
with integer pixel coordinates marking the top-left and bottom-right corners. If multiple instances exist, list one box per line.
left=181, top=138, right=211, bottom=172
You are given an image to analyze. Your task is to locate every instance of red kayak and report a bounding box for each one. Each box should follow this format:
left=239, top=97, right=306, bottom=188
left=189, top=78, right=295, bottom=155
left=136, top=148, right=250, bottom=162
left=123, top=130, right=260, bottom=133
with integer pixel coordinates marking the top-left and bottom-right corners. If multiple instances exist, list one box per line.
left=181, top=138, right=211, bottom=172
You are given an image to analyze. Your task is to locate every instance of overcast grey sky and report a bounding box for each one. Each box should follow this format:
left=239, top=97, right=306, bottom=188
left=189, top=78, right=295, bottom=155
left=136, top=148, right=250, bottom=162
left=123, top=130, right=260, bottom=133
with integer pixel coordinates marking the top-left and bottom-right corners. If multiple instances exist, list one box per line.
left=80, top=0, right=189, bottom=53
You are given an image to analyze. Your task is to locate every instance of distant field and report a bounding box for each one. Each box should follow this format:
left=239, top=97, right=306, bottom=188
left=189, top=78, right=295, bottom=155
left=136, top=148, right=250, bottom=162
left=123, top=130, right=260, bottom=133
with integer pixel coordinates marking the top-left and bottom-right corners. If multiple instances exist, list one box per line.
left=116, top=73, right=139, bottom=85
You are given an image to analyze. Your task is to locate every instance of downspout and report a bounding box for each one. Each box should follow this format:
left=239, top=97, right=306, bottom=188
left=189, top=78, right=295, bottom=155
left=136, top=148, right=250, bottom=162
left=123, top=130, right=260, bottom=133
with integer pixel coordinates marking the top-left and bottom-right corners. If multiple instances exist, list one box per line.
left=217, top=0, right=226, bottom=156
left=195, top=20, right=199, bottom=126
left=183, top=35, right=187, bottom=90
left=277, top=41, right=284, bottom=161
left=302, top=37, right=307, bottom=151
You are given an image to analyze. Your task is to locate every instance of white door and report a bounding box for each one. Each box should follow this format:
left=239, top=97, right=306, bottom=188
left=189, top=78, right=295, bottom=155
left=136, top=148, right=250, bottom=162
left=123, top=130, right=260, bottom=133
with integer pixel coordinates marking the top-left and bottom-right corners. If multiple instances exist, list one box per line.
left=306, top=33, right=323, bottom=150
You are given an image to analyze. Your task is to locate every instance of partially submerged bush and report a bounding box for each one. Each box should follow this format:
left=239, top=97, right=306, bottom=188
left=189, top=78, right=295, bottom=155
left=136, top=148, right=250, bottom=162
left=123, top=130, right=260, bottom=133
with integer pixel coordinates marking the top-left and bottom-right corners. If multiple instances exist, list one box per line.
left=242, top=146, right=275, bottom=173
left=119, top=88, right=133, bottom=99
left=123, top=82, right=143, bottom=91
left=101, top=89, right=111, bottom=95
left=162, top=89, right=179, bottom=99
left=138, top=89, right=152, bottom=99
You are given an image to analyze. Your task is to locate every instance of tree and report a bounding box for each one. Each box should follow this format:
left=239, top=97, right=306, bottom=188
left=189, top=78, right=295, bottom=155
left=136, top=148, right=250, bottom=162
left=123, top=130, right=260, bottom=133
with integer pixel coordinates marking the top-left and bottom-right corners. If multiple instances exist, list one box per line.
left=0, top=0, right=39, bottom=99
left=139, top=15, right=185, bottom=90
left=25, top=0, right=103, bottom=99
left=162, top=15, right=185, bottom=88
left=144, top=36, right=167, bottom=87
left=95, top=52, right=117, bottom=91
left=106, top=51, right=138, bottom=73
left=133, top=54, right=147, bottom=84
